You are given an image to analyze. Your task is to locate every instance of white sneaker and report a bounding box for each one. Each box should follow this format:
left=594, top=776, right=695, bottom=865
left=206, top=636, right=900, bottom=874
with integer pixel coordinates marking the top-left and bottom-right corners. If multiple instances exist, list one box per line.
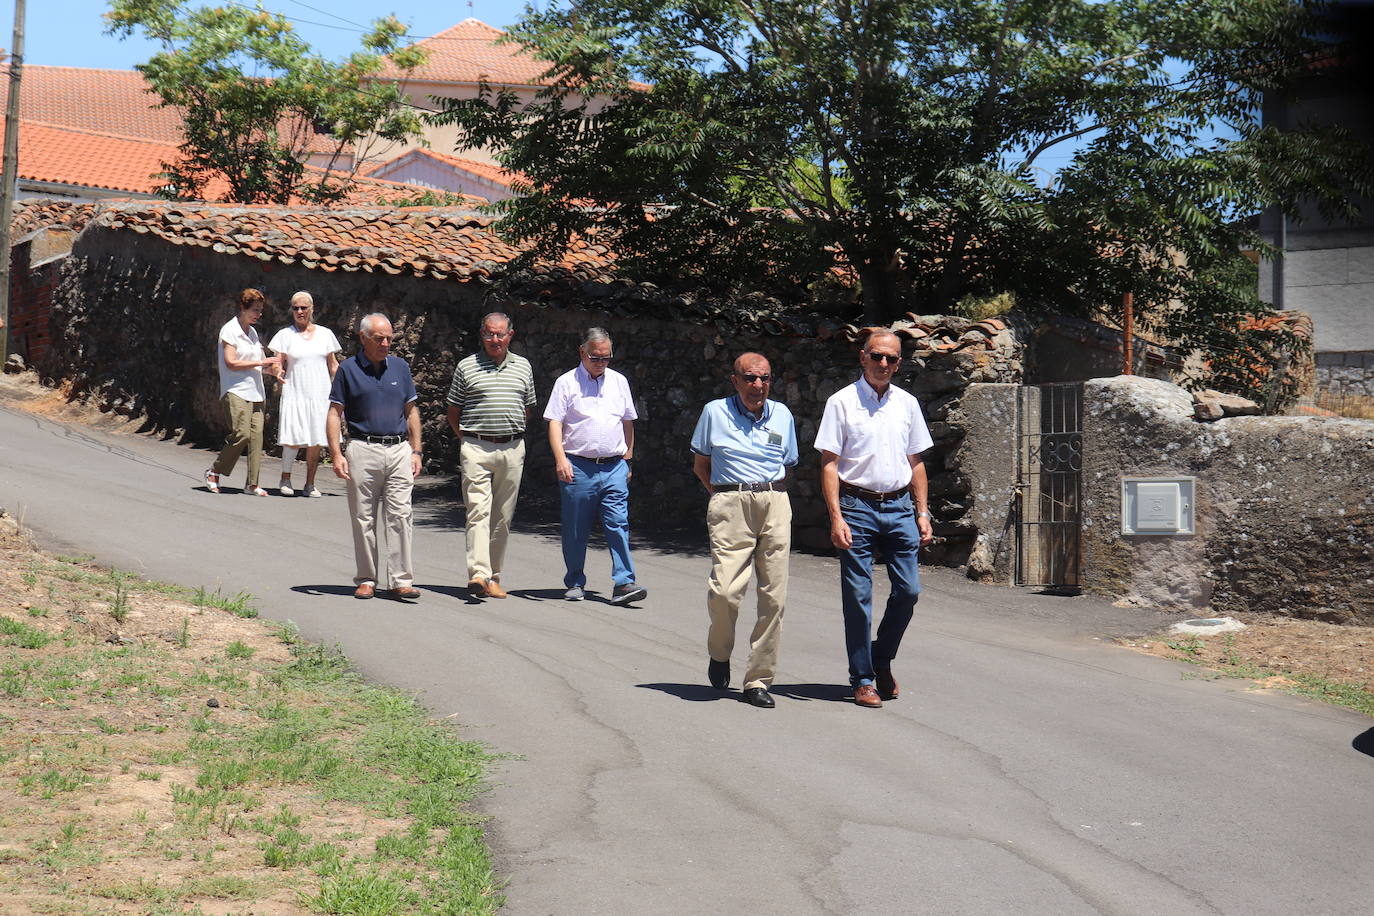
left=245, top=485, right=268, bottom=497
left=279, top=480, right=295, bottom=497
left=301, top=484, right=322, bottom=498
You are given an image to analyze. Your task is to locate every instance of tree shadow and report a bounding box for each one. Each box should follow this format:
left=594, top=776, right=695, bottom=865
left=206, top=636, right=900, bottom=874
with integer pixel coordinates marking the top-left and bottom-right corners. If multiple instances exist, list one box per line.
left=1353, top=728, right=1374, bottom=759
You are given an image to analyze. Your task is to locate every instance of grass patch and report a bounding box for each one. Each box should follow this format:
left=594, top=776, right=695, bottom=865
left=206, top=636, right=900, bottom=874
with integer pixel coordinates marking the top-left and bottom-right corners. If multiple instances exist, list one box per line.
left=0, top=522, right=503, bottom=914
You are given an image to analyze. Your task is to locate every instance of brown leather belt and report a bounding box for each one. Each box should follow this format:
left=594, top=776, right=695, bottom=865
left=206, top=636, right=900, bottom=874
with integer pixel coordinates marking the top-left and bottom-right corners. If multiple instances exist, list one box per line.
left=841, top=482, right=907, bottom=501
left=718, top=480, right=788, bottom=493
left=464, top=432, right=520, bottom=443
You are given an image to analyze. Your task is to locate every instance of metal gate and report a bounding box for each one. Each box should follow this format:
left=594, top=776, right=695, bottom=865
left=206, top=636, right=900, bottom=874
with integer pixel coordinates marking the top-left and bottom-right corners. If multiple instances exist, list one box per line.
left=1015, top=383, right=1083, bottom=588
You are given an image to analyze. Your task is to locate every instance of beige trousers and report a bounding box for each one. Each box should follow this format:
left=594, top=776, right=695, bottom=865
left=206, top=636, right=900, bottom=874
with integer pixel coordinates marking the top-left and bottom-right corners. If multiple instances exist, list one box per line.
left=706, top=490, right=792, bottom=689
left=345, top=439, right=414, bottom=589
left=212, top=392, right=263, bottom=487
left=459, top=437, right=526, bottom=581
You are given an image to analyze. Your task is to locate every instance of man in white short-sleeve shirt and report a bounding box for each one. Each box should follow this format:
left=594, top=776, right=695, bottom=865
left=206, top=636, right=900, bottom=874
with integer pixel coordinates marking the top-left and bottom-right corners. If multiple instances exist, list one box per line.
left=814, top=329, right=933, bottom=708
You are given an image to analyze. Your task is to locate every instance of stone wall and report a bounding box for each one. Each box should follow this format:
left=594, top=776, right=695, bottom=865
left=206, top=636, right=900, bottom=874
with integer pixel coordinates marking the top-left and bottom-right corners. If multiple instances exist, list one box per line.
left=1079, top=375, right=1374, bottom=623
left=44, top=227, right=1024, bottom=557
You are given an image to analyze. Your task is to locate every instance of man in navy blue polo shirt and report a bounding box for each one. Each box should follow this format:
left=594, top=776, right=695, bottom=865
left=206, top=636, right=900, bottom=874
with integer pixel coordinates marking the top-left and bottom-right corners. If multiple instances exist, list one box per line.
left=690, top=352, right=798, bottom=709
left=327, top=313, right=423, bottom=601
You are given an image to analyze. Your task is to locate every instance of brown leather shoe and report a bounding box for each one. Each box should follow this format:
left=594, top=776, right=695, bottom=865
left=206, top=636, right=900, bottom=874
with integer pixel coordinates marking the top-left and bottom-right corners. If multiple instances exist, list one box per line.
left=854, top=684, right=883, bottom=708
left=485, top=579, right=508, bottom=599
left=389, top=587, right=421, bottom=602
left=354, top=582, right=375, bottom=599
left=876, top=670, right=899, bottom=701
left=467, top=577, right=488, bottom=598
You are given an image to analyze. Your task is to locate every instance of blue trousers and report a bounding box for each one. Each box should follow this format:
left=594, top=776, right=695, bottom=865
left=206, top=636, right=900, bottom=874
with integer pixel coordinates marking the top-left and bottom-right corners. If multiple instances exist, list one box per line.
left=560, top=456, right=635, bottom=589
left=839, top=491, right=921, bottom=687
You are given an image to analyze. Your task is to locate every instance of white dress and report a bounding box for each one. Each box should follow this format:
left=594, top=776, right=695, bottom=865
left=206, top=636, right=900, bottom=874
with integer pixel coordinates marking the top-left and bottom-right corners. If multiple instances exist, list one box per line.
left=268, top=324, right=342, bottom=447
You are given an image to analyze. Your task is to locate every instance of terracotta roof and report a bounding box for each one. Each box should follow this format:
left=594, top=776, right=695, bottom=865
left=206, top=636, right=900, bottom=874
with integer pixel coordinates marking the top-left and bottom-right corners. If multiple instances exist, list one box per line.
left=82, top=200, right=614, bottom=280
left=0, top=65, right=184, bottom=145
left=10, top=199, right=98, bottom=240
left=364, top=148, right=521, bottom=189
left=374, top=18, right=554, bottom=86
left=0, top=64, right=338, bottom=155
left=16, top=120, right=202, bottom=197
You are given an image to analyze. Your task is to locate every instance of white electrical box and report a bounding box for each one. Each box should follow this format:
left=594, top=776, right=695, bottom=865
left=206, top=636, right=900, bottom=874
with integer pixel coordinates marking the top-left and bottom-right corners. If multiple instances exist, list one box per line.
left=1121, top=477, right=1195, bottom=535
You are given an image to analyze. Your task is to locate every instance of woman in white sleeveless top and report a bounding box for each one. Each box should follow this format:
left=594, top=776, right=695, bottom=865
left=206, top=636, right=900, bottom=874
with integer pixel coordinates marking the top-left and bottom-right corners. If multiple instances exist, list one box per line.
left=268, top=292, right=341, bottom=497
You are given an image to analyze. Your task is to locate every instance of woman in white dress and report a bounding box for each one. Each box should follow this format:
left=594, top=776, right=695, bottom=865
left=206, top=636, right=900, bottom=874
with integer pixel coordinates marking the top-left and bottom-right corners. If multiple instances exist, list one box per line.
left=268, top=291, right=341, bottom=497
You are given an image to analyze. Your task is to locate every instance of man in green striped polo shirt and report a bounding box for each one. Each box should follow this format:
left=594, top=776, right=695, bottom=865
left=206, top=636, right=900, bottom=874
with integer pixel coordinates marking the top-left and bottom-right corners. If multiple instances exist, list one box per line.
left=446, top=312, right=538, bottom=598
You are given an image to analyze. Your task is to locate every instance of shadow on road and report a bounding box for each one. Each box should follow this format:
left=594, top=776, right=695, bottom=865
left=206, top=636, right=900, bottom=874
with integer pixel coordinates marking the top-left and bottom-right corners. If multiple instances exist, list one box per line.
left=291, top=584, right=358, bottom=598
left=769, top=683, right=855, bottom=703
left=637, top=683, right=735, bottom=702
left=1353, top=728, right=1374, bottom=759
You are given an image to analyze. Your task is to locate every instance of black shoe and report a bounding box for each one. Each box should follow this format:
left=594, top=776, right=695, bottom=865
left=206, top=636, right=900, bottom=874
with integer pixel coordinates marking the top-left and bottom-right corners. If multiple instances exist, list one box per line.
left=742, top=687, right=775, bottom=708
left=708, top=658, right=730, bottom=690
left=611, top=583, right=647, bottom=605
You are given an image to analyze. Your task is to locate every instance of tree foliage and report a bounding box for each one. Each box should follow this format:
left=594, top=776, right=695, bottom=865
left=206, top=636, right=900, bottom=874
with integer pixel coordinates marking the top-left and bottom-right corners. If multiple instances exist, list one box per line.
left=106, top=1, right=427, bottom=204
left=433, top=0, right=1372, bottom=383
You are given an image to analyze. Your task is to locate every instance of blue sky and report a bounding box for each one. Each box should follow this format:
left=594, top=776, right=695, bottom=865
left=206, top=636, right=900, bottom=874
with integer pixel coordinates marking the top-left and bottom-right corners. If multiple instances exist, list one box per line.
left=1, top=1, right=534, bottom=70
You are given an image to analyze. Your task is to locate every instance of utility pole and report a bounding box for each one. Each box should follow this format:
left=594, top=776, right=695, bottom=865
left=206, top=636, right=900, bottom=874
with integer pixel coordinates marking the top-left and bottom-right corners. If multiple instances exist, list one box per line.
left=0, top=0, right=26, bottom=363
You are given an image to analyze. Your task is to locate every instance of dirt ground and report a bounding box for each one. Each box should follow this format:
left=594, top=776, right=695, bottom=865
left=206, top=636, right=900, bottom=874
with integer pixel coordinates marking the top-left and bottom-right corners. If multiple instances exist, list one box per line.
left=4, top=369, right=1374, bottom=708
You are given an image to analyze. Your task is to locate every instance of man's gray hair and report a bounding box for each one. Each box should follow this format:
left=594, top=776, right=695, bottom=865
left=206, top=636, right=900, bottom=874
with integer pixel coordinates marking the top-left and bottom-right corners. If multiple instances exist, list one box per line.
left=581, top=327, right=611, bottom=349
left=290, top=291, right=313, bottom=307
left=359, top=313, right=390, bottom=335
left=481, top=311, right=513, bottom=332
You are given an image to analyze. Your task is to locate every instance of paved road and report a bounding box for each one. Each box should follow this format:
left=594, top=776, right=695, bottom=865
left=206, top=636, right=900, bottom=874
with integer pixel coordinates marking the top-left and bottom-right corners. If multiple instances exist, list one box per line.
left=3, top=393, right=1373, bottom=915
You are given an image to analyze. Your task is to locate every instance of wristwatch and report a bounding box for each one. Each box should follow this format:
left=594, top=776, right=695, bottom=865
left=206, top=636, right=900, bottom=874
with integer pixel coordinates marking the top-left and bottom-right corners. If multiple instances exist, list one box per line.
left=917, top=510, right=931, bottom=518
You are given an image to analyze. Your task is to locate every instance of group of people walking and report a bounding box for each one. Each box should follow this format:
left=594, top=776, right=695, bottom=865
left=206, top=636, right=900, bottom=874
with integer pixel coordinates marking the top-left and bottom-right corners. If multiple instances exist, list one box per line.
left=206, top=291, right=935, bottom=709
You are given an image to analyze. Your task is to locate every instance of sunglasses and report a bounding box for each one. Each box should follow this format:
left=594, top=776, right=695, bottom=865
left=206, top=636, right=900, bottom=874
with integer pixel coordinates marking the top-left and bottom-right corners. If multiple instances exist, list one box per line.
left=586, top=354, right=613, bottom=363
left=737, top=373, right=771, bottom=383
left=865, top=352, right=901, bottom=365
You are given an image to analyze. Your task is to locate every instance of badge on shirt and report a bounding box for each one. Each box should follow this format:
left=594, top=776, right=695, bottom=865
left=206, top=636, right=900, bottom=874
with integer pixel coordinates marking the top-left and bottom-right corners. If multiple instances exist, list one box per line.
left=767, top=431, right=782, bottom=446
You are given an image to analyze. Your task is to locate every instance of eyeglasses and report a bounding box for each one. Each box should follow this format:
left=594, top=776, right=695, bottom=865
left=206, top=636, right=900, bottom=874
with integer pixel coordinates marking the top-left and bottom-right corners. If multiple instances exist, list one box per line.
left=480, top=330, right=511, bottom=340
left=865, top=352, right=901, bottom=365
left=586, top=354, right=613, bottom=363
left=736, top=373, right=771, bottom=384
left=290, top=305, right=311, bottom=311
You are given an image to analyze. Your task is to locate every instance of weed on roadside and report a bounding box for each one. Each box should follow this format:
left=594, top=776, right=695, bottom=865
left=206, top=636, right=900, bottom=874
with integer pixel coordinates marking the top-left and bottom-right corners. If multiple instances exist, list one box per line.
left=1, top=522, right=504, bottom=914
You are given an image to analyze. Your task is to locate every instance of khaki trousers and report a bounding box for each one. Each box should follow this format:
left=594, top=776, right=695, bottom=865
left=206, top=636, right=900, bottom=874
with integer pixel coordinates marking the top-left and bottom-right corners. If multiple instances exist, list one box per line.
left=459, top=437, right=526, bottom=581
left=706, top=489, right=792, bottom=689
left=345, top=439, right=414, bottom=589
left=212, top=392, right=263, bottom=487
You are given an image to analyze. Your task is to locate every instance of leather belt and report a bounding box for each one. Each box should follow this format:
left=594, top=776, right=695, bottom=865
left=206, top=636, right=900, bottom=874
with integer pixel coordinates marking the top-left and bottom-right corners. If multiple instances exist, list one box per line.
left=718, top=480, right=788, bottom=493
left=464, top=432, right=520, bottom=443
left=569, top=454, right=623, bottom=464
left=358, top=434, right=405, bottom=445
left=841, top=482, right=907, bottom=501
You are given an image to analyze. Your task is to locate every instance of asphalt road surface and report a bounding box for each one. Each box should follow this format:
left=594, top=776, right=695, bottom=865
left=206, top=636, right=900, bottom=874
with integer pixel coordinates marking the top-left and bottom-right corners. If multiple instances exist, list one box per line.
left=3, top=395, right=1373, bottom=915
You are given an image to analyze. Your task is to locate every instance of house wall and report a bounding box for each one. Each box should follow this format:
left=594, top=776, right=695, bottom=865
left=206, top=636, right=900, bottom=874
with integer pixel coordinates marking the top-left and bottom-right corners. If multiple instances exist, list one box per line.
left=45, top=227, right=1023, bottom=560
left=366, top=157, right=514, bottom=202
left=1077, top=375, right=1374, bottom=623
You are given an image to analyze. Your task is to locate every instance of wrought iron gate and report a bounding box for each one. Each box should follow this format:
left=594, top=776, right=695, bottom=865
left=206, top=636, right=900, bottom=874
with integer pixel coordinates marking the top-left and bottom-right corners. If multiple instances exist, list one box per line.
left=1015, top=383, right=1083, bottom=588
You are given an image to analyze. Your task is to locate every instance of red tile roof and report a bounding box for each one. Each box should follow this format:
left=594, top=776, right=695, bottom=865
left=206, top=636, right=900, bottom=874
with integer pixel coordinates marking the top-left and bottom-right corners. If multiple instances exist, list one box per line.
left=9, top=199, right=98, bottom=240
left=364, top=148, right=521, bottom=189
left=16, top=120, right=199, bottom=197
left=1, top=64, right=338, bottom=155
left=374, top=19, right=553, bottom=87
left=84, top=200, right=614, bottom=280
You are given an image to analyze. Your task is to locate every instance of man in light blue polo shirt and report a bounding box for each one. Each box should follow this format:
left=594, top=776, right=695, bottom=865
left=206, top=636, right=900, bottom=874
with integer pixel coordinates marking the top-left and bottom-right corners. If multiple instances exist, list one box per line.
left=690, top=352, right=798, bottom=709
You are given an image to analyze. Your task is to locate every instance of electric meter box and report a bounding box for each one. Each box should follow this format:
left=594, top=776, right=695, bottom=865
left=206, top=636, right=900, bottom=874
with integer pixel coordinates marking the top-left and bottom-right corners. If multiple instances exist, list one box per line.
left=1121, top=477, right=1195, bottom=535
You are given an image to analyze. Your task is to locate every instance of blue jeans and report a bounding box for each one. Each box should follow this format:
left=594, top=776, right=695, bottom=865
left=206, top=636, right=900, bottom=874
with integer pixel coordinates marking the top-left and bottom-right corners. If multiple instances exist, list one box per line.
left=560, top=456, right=635, bottom=588
left=839, top=491, right=921, bottom=687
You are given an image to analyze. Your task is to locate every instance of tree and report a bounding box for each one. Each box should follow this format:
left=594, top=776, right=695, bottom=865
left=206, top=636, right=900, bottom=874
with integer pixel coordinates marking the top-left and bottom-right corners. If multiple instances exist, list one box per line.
left=433, top=0, right=1372, bottom=380
left=106, top=1, right=427, bottom=205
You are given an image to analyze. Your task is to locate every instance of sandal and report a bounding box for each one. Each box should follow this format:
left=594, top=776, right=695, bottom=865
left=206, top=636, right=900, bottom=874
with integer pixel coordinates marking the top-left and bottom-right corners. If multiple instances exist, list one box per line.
left=204, top=469, right=220, bottom=493
left=245, top=485, right=268, bottom=497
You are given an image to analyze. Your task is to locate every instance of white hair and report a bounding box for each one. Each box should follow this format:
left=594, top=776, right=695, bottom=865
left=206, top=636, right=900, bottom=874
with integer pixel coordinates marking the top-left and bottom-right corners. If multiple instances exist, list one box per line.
left=359, top=313, right=390, bottom=335
left=290, top=291, right=313, bottom=307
